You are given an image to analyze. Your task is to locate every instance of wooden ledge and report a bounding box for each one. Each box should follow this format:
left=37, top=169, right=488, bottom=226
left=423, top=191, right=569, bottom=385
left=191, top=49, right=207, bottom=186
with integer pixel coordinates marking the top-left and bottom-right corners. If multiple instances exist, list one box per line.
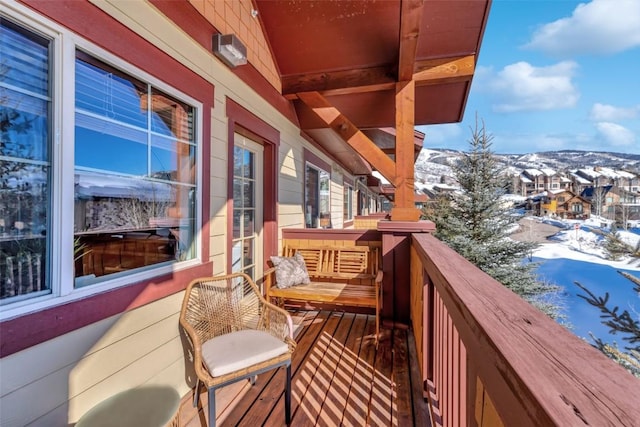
left=377, top=219, right=435, bottom=233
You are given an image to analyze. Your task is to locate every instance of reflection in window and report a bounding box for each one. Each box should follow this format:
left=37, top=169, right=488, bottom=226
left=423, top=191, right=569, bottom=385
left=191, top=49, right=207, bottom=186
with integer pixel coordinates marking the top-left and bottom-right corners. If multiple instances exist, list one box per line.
left=0, top=20, right=52, bottom=302
left=232, top=145, right=256, bottom=278
left=343, top=184, right=353, bottom=221
left=305, top=164, right=330, bottom=228
left=73, top=53, right=197, bottom=287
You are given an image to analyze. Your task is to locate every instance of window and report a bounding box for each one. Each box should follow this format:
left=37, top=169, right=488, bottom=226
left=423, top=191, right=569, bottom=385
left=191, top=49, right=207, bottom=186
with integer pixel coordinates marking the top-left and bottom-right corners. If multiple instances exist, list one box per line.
left=0, top=14, right=201, bottom=310
left=231, top=137, right=263, bottom=281
left=73, top=54, right=197, bottom=287
left=343, top=184, right=353, bottom=221
left=557, top=196, right=565, bottom=203
left=571, top=203, right=583, bottom=213
left=305, top=164, right=330, bottom=228
left=0, top=20, right=52, bottom=302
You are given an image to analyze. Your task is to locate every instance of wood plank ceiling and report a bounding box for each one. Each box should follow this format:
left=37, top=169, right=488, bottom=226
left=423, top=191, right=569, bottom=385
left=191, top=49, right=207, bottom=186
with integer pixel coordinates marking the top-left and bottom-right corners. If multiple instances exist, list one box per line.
left=255, top=0, right=491, bottom=219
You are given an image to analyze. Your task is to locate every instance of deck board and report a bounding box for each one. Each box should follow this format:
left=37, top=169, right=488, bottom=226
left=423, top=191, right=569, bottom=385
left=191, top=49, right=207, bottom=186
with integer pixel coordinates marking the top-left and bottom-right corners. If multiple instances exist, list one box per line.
left=222, top=310, right=321, bottom=426
left=317, top=314, right=367, bottom=426
left=341, top=315, right=377, bottom=427
left=368, top=328, right=394, bottom=426
left=393, top=328, right=415, bottom=426
left=178, top=310, right=431, bottom=426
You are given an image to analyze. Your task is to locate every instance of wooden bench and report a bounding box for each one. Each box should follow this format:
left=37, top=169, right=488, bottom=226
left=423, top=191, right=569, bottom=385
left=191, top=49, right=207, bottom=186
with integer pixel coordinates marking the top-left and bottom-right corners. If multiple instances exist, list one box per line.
left=265, top=244, right=382, bottom=343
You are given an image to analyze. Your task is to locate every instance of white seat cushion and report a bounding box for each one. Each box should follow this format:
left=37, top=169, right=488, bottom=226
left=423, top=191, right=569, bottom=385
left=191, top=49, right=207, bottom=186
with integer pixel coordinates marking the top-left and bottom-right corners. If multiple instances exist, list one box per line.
left=201, top=330, right=289, bottom=377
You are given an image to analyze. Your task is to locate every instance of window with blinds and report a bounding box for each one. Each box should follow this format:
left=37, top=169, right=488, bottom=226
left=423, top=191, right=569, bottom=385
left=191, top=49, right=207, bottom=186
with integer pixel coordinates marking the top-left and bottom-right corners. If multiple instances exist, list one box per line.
left=344, top=184, right=353, bottom=221
left=0, top=8, right=202, bottom=314
left=0, top=19, right=52, bottom=302
left=73, top=53, right=197, bottom=287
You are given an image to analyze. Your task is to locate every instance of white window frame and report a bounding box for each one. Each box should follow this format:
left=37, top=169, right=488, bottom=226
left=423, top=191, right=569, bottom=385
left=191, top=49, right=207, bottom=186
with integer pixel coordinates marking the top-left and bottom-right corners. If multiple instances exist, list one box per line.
left=1, top=2, right=203, bottom=320
left=304, top=162, right=331, bottom=228
left=343, top=183, right=354, bottom=221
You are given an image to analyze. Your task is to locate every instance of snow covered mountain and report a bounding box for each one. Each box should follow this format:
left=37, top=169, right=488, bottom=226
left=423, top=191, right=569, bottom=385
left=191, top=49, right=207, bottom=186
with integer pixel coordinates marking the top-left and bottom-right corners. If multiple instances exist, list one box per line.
left=414, top=149, right=640, bottom=185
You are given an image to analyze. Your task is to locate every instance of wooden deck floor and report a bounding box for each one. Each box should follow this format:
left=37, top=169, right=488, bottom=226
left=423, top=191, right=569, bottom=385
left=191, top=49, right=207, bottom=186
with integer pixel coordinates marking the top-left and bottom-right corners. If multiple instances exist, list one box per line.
left=177, top=310, right=430, bottom=426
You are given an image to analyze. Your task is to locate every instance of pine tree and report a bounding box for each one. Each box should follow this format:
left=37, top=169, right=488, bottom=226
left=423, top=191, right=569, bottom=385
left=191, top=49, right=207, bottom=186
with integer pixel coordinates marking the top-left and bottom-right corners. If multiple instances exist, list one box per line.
left=423, top=119, right=562, bottom=319
left=604, top=223, right=632, bottom=261
left=575, top=272, right=640, bottom=377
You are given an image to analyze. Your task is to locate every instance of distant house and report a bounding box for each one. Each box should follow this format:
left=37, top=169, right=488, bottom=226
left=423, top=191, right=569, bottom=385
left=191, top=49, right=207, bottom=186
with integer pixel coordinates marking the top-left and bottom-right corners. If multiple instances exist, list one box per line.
left=607, top=187, right=640, bottom=222
left=528, top=189, right=590, bottom=219
left=518, top=173, right=535, bottom=196
left=595, top=167, right=636, bottom=191
left=517, top=168, right=567, bottom=196
left=554, top=190, right=591, bottom=219
left=574, top=168, right=614, bottom=188
left=569, top=171, right=593, bottom=195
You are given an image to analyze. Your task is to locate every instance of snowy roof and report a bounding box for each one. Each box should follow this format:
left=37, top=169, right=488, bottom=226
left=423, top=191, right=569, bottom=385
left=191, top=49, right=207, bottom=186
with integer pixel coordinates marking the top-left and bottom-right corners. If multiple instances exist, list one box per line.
left=539, top=168, right=557, bottom=176
left=570, top=173, right=592, bottom=184
left=75, top=171, right=173, bottom=201
left=519, top=175, right=533, bottom=183
left=595, top=167, right=617, bottom=178
left=577, top=168, right=601, bottom=179
left=550, top=189, right=570, bottom=195
left=601, top=168, right=636, bottom=179
left=616, top=170, right=636, bottom=179
left=371, top=170, right=390, bottom=185
left=501, top=194, right=526, bottom=202
left=433, top=183, right=458, bottom=191
left=524, top=168, right=543, bottom=176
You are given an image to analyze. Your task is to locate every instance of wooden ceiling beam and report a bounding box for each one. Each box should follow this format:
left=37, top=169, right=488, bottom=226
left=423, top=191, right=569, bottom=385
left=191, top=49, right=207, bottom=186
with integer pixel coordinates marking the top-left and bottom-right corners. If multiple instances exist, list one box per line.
left=283, top=54, right=476, bottom=99
left=398, top=0, right=424, bottom=82
left=297, top=92, right=397, bottom=184
left=413, top=54, right=476, bottom=85
left=282, top=65, right=396, bottom=98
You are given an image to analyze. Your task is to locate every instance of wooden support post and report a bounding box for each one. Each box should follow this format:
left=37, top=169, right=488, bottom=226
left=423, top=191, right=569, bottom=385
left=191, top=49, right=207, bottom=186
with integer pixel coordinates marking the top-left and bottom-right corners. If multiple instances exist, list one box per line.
left=392, top=80, right=421, bottom=221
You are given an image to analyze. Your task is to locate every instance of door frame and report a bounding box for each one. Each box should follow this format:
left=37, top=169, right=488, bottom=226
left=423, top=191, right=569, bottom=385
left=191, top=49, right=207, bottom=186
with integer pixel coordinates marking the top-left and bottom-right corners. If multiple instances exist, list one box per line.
left=226, top=99, right=279, bottom=281
left=231, top=134, right=264, bottom=280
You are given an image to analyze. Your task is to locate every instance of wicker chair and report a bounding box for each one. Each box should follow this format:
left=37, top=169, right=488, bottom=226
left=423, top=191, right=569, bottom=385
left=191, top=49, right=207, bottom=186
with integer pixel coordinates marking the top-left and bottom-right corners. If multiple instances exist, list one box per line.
left=179, top=273, right=296, bottom=427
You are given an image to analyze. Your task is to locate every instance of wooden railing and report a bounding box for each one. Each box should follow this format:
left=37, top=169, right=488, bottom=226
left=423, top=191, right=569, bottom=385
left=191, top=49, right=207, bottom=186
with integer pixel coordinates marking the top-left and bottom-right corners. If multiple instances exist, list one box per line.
left=410, top=233, right=640, bottom=426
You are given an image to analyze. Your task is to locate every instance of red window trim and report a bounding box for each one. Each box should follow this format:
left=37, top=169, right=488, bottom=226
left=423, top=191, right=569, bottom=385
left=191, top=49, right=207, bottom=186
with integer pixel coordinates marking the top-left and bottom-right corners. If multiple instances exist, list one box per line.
left=304, top=148, right=331, bottom=174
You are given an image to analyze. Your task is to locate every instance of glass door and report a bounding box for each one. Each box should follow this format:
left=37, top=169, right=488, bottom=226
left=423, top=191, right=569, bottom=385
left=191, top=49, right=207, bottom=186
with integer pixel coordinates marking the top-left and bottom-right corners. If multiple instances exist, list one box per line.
left=232, top=134, right=263, bottom=282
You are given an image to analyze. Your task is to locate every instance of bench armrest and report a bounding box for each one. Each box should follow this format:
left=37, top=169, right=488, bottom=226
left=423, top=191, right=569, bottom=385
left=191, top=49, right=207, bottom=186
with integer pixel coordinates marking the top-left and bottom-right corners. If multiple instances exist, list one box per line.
left=375, top=269, right=384, bottom=284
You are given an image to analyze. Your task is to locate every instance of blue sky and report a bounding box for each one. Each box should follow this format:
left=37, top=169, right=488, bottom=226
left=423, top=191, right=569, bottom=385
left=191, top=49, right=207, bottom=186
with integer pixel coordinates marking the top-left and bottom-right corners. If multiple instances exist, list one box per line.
left=419, top=0, right=640, bottom=155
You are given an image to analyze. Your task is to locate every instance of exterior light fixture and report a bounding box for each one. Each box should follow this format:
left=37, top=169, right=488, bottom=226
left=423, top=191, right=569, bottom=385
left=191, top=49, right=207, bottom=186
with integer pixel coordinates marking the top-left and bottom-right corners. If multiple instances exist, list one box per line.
left=212, top=34, right=247, bottom=68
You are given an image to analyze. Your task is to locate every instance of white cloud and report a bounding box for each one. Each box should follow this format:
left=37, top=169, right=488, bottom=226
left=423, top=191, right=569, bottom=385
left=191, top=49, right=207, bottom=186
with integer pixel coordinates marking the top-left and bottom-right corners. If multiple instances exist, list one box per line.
left=489, top=61, right=579, bottom=112
left=589, top=103, right=640, bottom=121
left=595, top=122, right=637, bottom=146
left=524, top=0, right=640, bottom=56
left=470, top=65, right=493, bottom=91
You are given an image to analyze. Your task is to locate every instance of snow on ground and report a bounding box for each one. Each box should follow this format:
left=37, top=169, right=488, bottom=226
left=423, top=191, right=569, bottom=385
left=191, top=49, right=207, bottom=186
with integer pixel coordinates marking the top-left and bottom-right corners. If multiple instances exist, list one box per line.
left=530, top=217, right=640, bottom=271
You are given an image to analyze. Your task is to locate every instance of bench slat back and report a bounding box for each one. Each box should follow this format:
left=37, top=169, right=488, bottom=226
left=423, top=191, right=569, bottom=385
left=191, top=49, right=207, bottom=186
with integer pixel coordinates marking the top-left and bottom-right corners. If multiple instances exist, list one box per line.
left=284, top=245, right=378, bottom=283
